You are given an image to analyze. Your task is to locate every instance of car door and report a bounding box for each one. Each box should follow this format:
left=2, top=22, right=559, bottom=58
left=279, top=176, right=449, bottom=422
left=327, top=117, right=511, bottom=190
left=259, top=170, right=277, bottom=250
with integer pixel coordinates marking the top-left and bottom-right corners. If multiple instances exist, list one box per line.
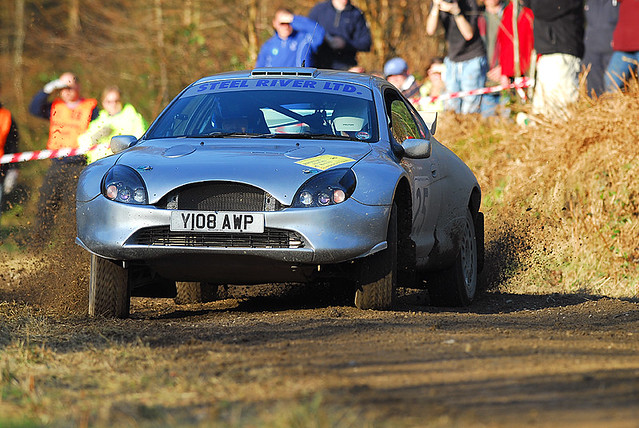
left=384, top=88, right=441, bottom=264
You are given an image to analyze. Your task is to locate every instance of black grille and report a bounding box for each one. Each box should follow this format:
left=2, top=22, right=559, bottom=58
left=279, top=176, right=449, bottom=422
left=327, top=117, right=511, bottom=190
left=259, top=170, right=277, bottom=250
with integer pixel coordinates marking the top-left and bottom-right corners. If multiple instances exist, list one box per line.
left=129, top=226, right=305, bottom=249
left=162, top=182, right=282, bottom=211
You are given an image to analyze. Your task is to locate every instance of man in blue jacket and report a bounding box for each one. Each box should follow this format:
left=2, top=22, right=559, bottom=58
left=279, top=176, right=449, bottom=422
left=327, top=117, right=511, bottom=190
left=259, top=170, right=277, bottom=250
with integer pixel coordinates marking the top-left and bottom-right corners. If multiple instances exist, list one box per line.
left=256, top=9, right=325, bottom=68
left=308, top=0, right=371, bottom=70
left=583, top=0, right=619, bottom=97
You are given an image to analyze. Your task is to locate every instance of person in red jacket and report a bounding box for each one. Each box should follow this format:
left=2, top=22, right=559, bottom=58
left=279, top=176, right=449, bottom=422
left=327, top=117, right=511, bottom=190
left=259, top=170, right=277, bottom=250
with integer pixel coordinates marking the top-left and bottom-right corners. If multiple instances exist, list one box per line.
left=497, top=1, right=534, bottom=81
left=604, top=0, right=639, bottom=92
left=29, top=72, right=99, bottom=245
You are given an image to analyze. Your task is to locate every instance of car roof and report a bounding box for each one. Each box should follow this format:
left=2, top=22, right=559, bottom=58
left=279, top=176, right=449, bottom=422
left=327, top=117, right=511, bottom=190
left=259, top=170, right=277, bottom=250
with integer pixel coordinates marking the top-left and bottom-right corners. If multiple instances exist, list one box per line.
left=191, top=68, right=387, bottom=91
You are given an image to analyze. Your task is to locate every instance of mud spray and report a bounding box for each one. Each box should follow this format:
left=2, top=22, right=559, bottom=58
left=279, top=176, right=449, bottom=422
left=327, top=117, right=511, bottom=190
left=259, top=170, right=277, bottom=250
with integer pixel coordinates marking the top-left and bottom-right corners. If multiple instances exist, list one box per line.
left=0, top=190, right=90, bottom=316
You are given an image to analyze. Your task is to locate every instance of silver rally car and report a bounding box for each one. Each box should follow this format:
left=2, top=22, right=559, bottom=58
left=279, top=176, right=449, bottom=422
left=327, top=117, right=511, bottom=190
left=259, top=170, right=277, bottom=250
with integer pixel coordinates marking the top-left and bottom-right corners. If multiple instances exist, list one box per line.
left=76, top=68, right=484, bottom=318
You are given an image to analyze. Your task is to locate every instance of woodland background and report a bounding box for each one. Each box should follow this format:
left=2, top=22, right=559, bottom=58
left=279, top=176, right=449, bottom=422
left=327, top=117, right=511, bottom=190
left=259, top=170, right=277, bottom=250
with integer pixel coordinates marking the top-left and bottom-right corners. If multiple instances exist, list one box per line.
left=0, top=0, right=444, bottom=149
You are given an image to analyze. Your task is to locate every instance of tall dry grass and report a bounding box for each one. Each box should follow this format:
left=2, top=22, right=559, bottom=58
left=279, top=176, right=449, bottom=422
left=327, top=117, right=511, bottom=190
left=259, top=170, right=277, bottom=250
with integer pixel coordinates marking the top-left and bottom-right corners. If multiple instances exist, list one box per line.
left=440, top=81, right=639, bottom=298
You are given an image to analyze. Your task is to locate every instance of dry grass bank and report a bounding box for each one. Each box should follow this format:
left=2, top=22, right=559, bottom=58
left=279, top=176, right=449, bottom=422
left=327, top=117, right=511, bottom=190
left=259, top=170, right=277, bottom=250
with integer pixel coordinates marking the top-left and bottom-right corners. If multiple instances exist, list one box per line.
left=441, top=83, right=639, bottom=298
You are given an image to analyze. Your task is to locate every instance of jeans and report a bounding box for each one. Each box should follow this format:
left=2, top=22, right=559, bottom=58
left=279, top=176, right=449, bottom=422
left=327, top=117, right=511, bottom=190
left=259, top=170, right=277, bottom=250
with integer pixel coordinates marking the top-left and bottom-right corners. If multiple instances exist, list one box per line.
left=444, top=55, right=488, bottom=114
left=480, top=92, right=502, bottom=117
left=605, top=51, right=639, bottom=92
left=583, top=49, right=614, bottom=97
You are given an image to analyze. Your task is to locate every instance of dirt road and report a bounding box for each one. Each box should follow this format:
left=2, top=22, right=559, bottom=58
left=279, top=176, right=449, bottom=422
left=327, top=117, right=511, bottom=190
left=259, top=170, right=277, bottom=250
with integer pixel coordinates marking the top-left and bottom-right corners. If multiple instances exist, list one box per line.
left=1, top=225, right=639, bottom=426
left=116, top=288, right=638, bottom=427
left=3, top=263, right=638, bottom=427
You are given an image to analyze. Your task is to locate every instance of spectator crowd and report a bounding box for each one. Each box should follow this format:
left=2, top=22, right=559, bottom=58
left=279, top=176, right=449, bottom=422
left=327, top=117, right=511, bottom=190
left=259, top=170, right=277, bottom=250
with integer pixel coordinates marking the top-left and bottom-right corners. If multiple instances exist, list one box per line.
left=254, top=0, right=638, bottom=120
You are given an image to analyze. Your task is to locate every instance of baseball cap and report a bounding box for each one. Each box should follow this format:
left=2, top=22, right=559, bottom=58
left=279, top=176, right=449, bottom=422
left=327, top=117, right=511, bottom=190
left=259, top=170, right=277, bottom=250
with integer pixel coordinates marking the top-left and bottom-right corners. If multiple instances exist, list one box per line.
left=384, top=57, right=408, bottom=77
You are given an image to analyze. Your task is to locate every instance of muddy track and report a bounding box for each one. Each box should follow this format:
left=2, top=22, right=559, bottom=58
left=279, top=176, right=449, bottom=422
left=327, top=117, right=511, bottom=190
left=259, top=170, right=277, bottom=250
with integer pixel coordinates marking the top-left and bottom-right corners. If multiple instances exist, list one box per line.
left=1, top=220, right=638, bottom=426
left=2, top=259, right=638, bottom=427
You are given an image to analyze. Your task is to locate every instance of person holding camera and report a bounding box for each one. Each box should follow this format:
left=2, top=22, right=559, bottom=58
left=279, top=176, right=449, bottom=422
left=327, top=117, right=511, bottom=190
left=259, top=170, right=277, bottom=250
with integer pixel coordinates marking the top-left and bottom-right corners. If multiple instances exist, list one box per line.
left=426, top=0, right=487, bottom=114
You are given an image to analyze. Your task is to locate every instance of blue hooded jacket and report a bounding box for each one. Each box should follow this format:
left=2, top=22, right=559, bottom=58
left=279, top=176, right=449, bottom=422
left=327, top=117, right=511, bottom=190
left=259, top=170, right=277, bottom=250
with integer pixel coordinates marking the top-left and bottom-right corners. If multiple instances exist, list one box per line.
left=256, top=15, right=325, bottom=68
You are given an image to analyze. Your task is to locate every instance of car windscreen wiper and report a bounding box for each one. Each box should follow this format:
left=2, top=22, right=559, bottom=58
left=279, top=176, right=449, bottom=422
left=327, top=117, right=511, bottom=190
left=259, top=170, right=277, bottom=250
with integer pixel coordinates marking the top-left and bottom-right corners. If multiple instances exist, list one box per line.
left=255, top=133, right=362, bottom=142
left=184, top=132, right=263, bottom=138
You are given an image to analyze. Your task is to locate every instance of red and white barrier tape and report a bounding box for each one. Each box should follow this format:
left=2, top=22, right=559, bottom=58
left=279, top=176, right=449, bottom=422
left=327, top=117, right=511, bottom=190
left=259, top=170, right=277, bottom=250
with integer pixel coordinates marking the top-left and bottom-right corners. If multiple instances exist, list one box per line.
left=0, top=144, right=103, bottom=165
left=422, top=77, right=534, bottom=103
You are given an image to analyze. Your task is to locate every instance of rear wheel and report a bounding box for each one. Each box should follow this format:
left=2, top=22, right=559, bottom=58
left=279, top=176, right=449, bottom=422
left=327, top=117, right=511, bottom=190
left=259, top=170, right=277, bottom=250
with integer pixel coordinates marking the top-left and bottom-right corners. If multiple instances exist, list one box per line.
left=428, top=208, right=478, bottom=306
left=354, top=203, right=397, bottom=310
left=89, top=254, right=131, bottom=318
left=174, top=282, right=220, bottom=304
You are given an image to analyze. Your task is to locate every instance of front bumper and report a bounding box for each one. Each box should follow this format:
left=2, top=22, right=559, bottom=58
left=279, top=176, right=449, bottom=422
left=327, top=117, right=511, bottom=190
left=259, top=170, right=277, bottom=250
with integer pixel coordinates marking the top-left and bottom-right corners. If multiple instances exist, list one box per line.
left=76, top=196, right=390, bottom=266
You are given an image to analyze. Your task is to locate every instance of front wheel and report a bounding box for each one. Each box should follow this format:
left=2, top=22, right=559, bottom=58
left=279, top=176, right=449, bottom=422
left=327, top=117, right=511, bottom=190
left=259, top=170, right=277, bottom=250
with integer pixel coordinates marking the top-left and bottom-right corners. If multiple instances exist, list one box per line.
left=428, top=208, right=478, bottom=307
left=89, top=254, right=131, bottom=318
left=354, top=203, right=398, bottom=310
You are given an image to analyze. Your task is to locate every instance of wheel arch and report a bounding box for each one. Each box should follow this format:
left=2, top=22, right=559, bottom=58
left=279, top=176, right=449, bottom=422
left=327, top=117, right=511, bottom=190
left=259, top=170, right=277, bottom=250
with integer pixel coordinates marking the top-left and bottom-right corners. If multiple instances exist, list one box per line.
left=394, top=177, right=416, bottom=287
left=469, top=185, right=481, bottom=217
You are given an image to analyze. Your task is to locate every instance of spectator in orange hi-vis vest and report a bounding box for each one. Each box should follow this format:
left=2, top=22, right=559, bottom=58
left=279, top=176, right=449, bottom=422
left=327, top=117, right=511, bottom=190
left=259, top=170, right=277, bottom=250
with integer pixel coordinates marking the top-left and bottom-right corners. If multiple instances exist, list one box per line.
left=0, top=84, right=20, bottom=223
left=29, top=72, right=99, bottom=246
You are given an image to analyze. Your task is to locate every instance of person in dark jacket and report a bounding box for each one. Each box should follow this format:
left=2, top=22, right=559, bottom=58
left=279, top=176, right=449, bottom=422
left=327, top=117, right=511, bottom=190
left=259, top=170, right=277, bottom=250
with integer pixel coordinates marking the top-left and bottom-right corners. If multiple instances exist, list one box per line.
left=523, top=0, right=584, bottom=118
left=604, top=0, right=639, bottom=92
left=583, top=0, right=619, bottom=97
left=308, top=0, right=371, bottom=70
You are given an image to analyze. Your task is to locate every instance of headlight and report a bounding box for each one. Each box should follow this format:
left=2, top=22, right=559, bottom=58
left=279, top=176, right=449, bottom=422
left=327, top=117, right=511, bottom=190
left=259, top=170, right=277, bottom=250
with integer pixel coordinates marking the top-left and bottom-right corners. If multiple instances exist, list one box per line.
left=292, top=168, right=356, bottom=208
left=102, top=165, right=148, bottom=204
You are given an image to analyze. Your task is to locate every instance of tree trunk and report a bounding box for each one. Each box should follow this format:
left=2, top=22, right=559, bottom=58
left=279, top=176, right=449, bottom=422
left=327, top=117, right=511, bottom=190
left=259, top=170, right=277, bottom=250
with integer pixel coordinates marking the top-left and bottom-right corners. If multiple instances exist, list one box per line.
left=361, top=0, right=387, bottom=62
left=13, top=0, right=28, bottom=131
left=154, top=0, right=169, bottom=116
left=390, top=0, right=407, bottom=50
left=247, top=0, right=259, bottom=66
left=68, top=0, right=80, bottom=37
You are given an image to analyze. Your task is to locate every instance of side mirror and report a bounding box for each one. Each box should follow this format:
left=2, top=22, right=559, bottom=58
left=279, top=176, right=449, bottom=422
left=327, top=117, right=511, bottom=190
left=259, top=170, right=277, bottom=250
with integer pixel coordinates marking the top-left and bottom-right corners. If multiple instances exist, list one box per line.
left=418, top=111, right=437, bottom=136
left=402, top=138, right=431, bottom=159
left=110, top=135, right=138, bottom=154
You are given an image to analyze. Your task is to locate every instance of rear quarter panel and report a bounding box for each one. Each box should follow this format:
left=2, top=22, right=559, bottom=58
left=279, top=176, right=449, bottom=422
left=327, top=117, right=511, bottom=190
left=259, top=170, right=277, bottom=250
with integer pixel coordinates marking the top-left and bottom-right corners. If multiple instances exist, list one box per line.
left=425, top=139, right=480, bottom=270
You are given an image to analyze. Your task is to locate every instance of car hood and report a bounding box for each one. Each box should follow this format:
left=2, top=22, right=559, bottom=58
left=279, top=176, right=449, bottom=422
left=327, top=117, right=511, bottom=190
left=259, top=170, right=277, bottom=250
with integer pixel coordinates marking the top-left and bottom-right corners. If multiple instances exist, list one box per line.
left=115, top=138, right=372, bottom=205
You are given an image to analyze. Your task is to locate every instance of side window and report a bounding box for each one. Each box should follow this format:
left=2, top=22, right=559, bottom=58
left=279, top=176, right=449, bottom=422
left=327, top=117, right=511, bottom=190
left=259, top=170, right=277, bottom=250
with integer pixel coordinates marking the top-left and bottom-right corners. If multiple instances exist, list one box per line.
left=406, top=101, right=430, bottom=139
left=390, top=99, right=421, bottom=143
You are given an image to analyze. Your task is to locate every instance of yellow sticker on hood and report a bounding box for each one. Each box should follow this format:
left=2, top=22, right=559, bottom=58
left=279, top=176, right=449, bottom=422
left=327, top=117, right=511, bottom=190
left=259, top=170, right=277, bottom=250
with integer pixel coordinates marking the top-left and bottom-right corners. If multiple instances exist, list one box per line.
left=295, top=155, right=355, bottom=171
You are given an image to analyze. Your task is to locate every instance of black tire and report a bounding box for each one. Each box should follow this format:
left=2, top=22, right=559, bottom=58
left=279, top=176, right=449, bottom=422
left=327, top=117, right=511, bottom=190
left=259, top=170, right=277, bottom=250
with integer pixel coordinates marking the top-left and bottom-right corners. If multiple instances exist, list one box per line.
left=475, top=211, right=485, bottom=274
left=174, top=282, right=219, bottom=304
left=89, top=254, right=131, bottom=318
left=354, top=202, right=398, bottom=310
left=428, top=208, right=478, bottom=307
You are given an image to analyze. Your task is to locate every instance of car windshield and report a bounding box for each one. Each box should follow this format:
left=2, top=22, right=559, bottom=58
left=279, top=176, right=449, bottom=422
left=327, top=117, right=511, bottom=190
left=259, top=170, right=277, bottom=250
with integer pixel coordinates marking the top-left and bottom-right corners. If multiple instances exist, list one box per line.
left=145, top=77, right=378, bottom=142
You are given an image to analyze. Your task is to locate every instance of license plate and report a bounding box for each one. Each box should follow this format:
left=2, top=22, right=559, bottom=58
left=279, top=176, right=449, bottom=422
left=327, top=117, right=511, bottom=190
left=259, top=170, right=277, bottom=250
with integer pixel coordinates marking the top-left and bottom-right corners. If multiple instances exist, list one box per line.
left=170, top=211, right=264, bottom=233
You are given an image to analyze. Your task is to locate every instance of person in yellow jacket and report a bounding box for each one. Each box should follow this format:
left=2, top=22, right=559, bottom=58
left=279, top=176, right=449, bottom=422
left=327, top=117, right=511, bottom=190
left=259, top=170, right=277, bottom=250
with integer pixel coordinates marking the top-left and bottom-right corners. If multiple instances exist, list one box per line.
left=418, top=59, right=446, bottom=113
left=78, top=86, right=147, bottom=164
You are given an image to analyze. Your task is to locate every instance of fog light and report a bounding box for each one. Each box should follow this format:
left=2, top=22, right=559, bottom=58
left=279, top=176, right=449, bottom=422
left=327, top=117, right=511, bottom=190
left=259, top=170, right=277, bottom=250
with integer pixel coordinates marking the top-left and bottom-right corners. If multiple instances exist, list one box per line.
left=133, top=188, right=146, bottom=203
